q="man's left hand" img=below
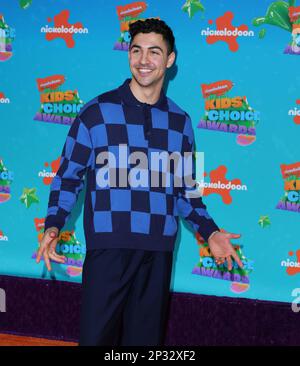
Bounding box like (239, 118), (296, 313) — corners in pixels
(208, 231), (244, 270)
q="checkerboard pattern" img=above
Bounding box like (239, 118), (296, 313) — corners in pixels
(45, 79), (219, 251)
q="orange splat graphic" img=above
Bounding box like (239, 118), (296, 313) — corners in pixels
(117, 2), (147, 20)
(0, 92), (5, 99)
(203, 165), (242, 205)
(206, 11), (248, 52)
(294, 100), (300, 125)
(0, 230), (3, 236)
(43, 157), (61, 185)
(34, 218), (45, 232)
(34, 218), (45, 243)
(196, 232), (205, 245)
(287, 250), (300, 275)
(45, 10), (84, 48)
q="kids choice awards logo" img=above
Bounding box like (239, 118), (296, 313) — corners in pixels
(0, 14), (15, 61)
(252, 1), (300, 56)
(288, 99), (300, 124)
(197, 80), (259, 146)
(0, 91), (10, 104)
(192, 230), (254, 294)
(113, 2), (158, 51)
(201, 11), (254, 52)
(32, 218), (85, 277)
(276, 162), (300, 213)
(34, 75), (84, 126)
(41, 10), (88, 48)
(0, 159), (13, 204)
(285, 6), (300, 55)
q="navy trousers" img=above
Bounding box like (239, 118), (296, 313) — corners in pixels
(79, 248), (173, 346)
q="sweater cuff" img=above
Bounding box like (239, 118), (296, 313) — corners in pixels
(207, 230), (220, 241)
(44, 215), (65, 233)
(198, 220), (220, 242)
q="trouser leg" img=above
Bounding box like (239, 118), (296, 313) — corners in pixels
(120, 251), (173, 346)
(79, 249), (144, 346)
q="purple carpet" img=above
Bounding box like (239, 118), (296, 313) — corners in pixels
(0, 275), (299, 345)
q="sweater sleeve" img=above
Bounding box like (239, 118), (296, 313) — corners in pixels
(176, 114), (219, 241)
(44, 115), (93, 232)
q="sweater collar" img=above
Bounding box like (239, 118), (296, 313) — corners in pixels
(118, 78), (168, 111)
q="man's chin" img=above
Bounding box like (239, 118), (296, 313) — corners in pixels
(133, 75), (158, 88)
(137, 80), (154, 88)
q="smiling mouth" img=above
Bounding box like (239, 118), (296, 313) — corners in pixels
(137, 68), (154, 76)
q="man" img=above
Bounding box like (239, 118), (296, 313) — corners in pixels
(36, 19), (243, 346)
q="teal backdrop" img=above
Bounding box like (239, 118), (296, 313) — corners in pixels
(0, 0), (299, 303)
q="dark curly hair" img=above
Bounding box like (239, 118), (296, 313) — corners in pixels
(129, 18), (175, 55)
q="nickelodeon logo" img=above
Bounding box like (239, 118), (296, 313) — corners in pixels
(0, 92), (10, 104)
(40, 10), (88, 48)
(201, 165), (245, 205)
(201, 11), (254, 52)
(281, 250), (300, 276)
(38, 157), (60, 185)
(0, 231), (8, 242)
(114, 2), (158, 51)
(117, 2), (147, 32)
(288, 99), (300, 125)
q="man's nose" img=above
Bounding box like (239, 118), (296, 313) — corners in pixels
(140, 51), (149, 64)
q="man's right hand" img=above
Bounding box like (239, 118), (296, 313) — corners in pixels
(36, 227), (67, 271)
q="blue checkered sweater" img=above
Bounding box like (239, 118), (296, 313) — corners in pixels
(45, 79), (219, 251)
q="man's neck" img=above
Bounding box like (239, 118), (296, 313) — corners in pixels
(129, 78), (163, 105)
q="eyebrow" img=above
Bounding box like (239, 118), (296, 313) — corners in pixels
(130, 44), (164, 53)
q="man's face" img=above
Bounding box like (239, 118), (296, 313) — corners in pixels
(128, 32), (175, 88)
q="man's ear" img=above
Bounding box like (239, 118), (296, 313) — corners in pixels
(167, 51), (176, 69)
